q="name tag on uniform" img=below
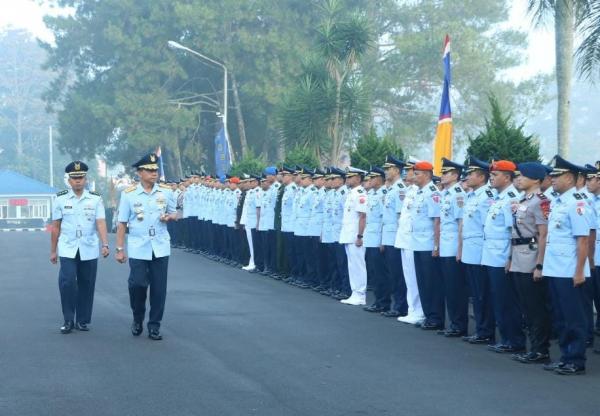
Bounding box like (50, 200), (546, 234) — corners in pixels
(149, 227), (155, 237)
(76, 230), (82, 238)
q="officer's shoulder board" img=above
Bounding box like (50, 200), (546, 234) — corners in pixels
(382, 189), (388, 194)
(485, 189), (494, 198)
(537, 192), (547, 201)
(56, 189), (68, 197)
(573, 193), (583, 200)
(454, 186), (462, 193)
(340, 189), (346, 195)
(397, 182), (405, 189)
(581, 192), (589, 199)
(507, 191), (517, 198)
(551, 191), (559, 197)
(357, 189), (364, 194)
(158, 183), (171, 190)
(89, 190), (101, 197)
(429, 185), (437, 192)
(124, 185), (137, 193)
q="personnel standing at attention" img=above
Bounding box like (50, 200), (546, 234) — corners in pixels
(51, 161), (110, 334)
(115, 153), (177, 341)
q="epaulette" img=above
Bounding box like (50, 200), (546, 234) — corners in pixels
(429, 185), (437, 192)
(573, 193), (582, 200)
(89, 190), (101, 197)
(340, 190), (346, 195)
(581, 192), (589, 199)
(551, 191), (559, 197)
(382, 189), (388, 194)
(56, 189), (68, 197)
(357, 189), (364, 194)
(507, 191), (516, 198)
(454, 186), (463, 193)
(397, 182), (405, 189)
(124, 185), (137, 193)
(537, 192), (547, 200)
(485, 190), (494, 198)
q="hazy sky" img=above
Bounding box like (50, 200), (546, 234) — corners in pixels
(1, 0), (555, 79)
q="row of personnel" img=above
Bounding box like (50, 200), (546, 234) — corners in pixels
(164, 155), (600, 376)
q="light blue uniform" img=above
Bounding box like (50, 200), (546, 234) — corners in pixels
(321, 188), (336, 243)
(461, 185), (496, 265)
(52, 189), (105, 261)
(594, 194), (600, 258)
(307, 186), (326, 237)
(331, 185), (349, 242)
(364, 186), (385, 248)
(481, 185), (520, 267)
(117, 183), (176, 260)
(281, 183), (298, 232)
(243, 188), (258, 229)
(381, 179), (405, 246)
(295, 185), (314, 237)
(258, 185), (277, 231)
(543, 187), (591, 278)
(410, 182), (441, 251)
(440, 184), (464, 257)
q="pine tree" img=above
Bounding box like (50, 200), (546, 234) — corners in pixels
(350, 127), (404, 171)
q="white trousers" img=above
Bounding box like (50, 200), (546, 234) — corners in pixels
(245, 227), (255, 267)
(345, 244), (367, 296)
(401, 249), (423, 317)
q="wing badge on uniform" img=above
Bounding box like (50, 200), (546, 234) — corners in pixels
(456, 196), (464, 208)
(576, 201), (586, 216)
(431, 193), (441, 203)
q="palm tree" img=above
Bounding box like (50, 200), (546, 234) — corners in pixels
(576, 1), (600, 80)
(528, 0), (594, 157)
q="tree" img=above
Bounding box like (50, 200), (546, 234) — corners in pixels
(228, 152), (266, 177)
(466, 95), (540, 163)
(576, 0), (600, 79)
(350, 127), (404, 171)
(283, 145), (320, 168)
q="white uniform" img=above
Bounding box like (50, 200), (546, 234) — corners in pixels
(339, 185), (368, 301)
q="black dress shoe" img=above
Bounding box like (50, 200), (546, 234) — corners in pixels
(60, 321), (74, 334)
(513, 351), (550, 364)
(363, 305), (385, 313)
(443, 329), (467, 338)
(76, 322), (89, 331)
(488, 344), (526, 354)
(131, 321), (143, 336)
(463, 335), (493, 344)
(148, 329), (162, 341)
(421, 322), (443, 330)
(554, 363), (585, 375)
(543, 361), (565, 371)
(381, 310), (402, 318)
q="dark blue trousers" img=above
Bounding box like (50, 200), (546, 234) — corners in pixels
(251, 229), (264, 271)
(283, 232), (297, 277)
(594, 267), (600, 330)
(414, 251), (445, 327)
(548, 277), (587, 368)
(321, 243), (337, 289)
(128, 254), (169, 331)
(440, 256), (468, 333)
(582, 275), (595, 346)
(465, 263), (495, 339)
(366, 247), (390, 309)
(383, 246), (407, 315)
(487, 266), (525, 348)
(334, 242), (351, 295)
(58, 252), (97, 324)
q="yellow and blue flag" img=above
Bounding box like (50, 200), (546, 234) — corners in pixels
(433, 35), (453, 175)
(156, 146), (165, 182)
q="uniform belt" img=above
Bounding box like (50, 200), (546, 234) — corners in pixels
(511, 237), (536, 246)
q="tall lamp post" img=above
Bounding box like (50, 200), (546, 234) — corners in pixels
(167, 40), (234, 163)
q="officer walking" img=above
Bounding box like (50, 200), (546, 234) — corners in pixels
(542, 156), (590, 375)
(50, 161), (110, 333)
(115, 153), (177, 340)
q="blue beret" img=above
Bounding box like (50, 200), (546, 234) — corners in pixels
(517, 162), (546, 180)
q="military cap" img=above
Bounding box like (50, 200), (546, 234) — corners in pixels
(414, 161), (434, 171)
(383, 155), (405, 169)
(432, 175), (441, 184)
(490, 160), (516, 172)
(312, 168), (326, 179)
(281, 165), (295, 175)
(230, 177), (240, 184)
(367, 166), (385, 179)
(329, 167), (346, 179)
(464, 156), (490, 173)
(298, 166), (313, 178)
(440, 158), (464, 174)
(264, 166), (277, 176)
(249, 174), (261, 181)
(583, 164), (599, 179)
(132, 153), (159, 170)
(65, 161), (89, 178)
(548, 155), (582, 177)
(405, 156), (421, 170)
(346, 166), (367, 178)
(517, 162), (547, 181)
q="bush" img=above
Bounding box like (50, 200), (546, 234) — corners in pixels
(229, 152), (266, 177)
(283, 145), (320, 168)
(350, 127), (404, 171)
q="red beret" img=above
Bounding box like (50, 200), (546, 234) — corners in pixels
(230, 177), (240, 184)
(414, 161), (434, 171)
(490, 160), (516, 172)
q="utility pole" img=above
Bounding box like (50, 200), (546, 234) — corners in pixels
(49, 125), (54, 187)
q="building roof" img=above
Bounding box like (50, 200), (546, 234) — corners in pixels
(0, 170), (58, 195)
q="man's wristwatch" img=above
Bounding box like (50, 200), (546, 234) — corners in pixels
(535, 264), (543, 271)
(116, 247), (124, 253)
(356, 234), (363, 239)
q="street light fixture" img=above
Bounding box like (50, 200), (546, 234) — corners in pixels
(167, 40), (234, 163)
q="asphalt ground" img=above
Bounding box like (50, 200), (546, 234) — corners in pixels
(1, 232), (599, 416)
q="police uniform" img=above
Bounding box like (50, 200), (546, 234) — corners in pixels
(363, 167), (389, 312)
(52, 161), (106, 333)
(339, 167), (368, 305)
(380, 156), (408, 317)
(294, 169), (315, 287)
(460, 157), (497, 343)
(117, 153), (176, 339)
(308, 169), (327, 289)
(543, 156), (591, 374)
(589, 162), (600, 337)
(438, 158), (469, 336)
(280, 166), (299, 281)
(241, 176), (260, 270)
(330, 170), (351, 299)
(510, 162), (552, 363)
(410, 162), (444, 329)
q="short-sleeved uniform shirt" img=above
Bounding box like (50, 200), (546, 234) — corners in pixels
(117, 183), (176, 260)
(307, 186), (326, 237)
(381, 179), (406, 246)
(481, 185), (521, 267)
(509, 192), (550, 273)
(410, 182), (441, 251)
(364, 186), (386, 248)
(331, 185), (349, 243)
(394, 184), (417, 250)
(53, 189), (105, 261)
(543, 187), (591, 278)
(440, 184), (464, 257)
(281, 183), (298, 233)
(295, 185), (315, 237)
(339, 185), (368, 244)
(461, 185), (497, 265)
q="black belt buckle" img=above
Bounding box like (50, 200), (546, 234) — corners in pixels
(149, 227), (155, 237)
(76, 230), (82, 238)
(528, 240), (537, 250)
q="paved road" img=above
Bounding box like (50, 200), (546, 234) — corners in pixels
(0, 232), (598, 416)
